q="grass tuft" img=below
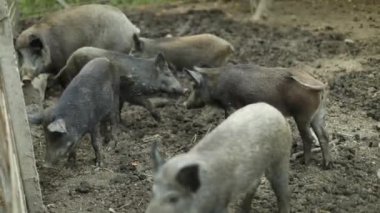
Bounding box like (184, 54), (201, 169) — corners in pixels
(19, 0), (177, 19)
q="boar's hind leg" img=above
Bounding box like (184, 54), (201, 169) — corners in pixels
(90, 129), (102, 167)
(311, 108), (332, 169)
(266, 159), (290, 213)
(294, 116), (315, 166)
(239, 179), (261, 213)
(100, 119), (112, 145)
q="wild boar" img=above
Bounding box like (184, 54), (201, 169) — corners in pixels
(184, 64), (332, 169)
(54, 46), (185, 122)
(147, 103), (292, 213)
(15, 4), (140, 83)
(132, 33), (234, 72)
(28, 57), (122, 167)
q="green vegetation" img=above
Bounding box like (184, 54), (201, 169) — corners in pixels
(19, 0), (177, 18)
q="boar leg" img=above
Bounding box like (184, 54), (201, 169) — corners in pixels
(90, 129), (102, 167)
(130, 97), (161, 122)
(239, 179), (261, 213)
(294, 117), (314, 165)
(311, 108), (332, 169)
(67, 151), (76, 167)
(100, 119), (112, 145)
(266, 159), (290, 213)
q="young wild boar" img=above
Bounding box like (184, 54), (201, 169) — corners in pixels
(15, 4), (140, 83)
(28, 57), (122, 167)
(132, 33), (234, 72)
(184, 64), (332, 169)
(55, 46), (185, 122)
(147, 103), (292, 213)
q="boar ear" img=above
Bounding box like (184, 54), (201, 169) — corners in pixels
(133, 33), (144, 51)
(176, 164), (200, 193)
(29, 34), (43, 50)
(185, 69), (203, 86)
(47, 118), (67, 133)
(151, 141), (165, 172)
(155, 53), (168, 71)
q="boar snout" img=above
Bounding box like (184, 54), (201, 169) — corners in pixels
(21, 75), (33, 84)
(169, 85), (186, 95)
(183, 88), (190, 95)
(20, 67), (37, 84)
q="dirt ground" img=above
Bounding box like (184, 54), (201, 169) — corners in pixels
(25, 0), (379, 212)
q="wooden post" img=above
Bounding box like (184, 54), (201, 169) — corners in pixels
(0, 0), (45, 212)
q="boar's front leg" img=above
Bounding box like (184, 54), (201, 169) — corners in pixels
(90, 128), (102, 167)
(221, 102), (234, 119)
(239, 179), (261, 213)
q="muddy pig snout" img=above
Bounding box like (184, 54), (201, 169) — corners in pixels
(21, 75), (33, 85)
(20, 68), (36, 84)
(170, 85), (187, 95)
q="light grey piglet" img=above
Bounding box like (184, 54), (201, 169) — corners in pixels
(147, 103), (292, 213)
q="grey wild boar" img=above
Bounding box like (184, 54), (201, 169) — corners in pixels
(184, 64), (332, 169)
(147, 103), (292, 213)
(132, 33), (234, 71)
(15, 4), (140, 83)
(28, 57), (122, 167)
(55, 46), (185, 122)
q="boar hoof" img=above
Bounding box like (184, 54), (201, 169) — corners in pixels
(303, 157), (311, 166)
(152, 112), (162, 122)
(323, 161), (333, 170)
(94, 158), (103, 167)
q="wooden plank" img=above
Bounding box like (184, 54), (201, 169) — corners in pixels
(0, 0), (45, 212)
(0, 80), (27, 213)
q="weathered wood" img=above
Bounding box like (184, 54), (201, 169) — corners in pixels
(0, 0), (45, 212)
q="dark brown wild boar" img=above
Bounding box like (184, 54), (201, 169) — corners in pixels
(184, 64), (332, 169)
(132, 33), (234, 72)
(16, 4), (140, 83)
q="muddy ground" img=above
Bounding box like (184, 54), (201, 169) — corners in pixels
(25, 0), (379, 212)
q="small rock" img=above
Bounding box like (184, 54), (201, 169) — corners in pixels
(377, 169), (380, 179)
(75, 181), (91, 194)
(46, 204), (56, 209)
(109, 208), (116, 213)
(368, 140), (379, 148)
(344, 38), (355, 44)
